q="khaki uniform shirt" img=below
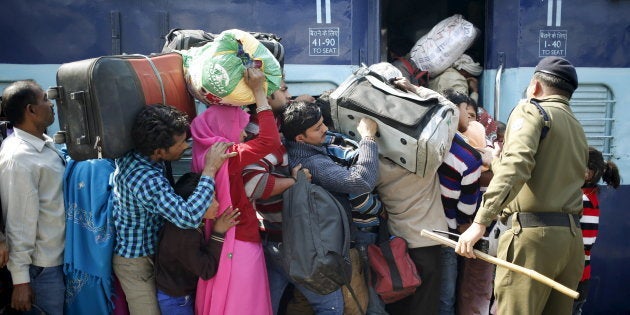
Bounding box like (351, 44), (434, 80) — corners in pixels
(474, 95), (588, 226)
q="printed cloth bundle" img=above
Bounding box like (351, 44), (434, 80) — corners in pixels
(410, 14), (478, 77)
(182, 29), (283, 106)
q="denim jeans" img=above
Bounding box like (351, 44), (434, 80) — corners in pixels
(157, 290), (194, 315)
(26, 265), (65, 315)
(264, 241), (344, 315)
(439, 246), (458, 315)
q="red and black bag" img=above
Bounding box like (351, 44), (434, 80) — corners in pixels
(394, 57), (430, 87)
(367, 219), (421, 304)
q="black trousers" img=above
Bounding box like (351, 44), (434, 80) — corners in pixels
(386, 245), (442, 315)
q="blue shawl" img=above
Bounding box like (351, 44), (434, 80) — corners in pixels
(63, 158), (116, 315)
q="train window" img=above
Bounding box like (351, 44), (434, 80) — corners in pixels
(571, 84), (615, 159)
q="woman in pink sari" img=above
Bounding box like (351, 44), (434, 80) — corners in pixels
(191, 68), (281, 314)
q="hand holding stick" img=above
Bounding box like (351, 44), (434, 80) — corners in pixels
(420, 229), (579, 299)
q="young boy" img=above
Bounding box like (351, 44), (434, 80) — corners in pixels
(155, 172), (240, 315)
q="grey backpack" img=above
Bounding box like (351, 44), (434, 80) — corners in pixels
(281, 171), (352, 295)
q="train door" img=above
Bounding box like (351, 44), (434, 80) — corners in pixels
(380, 0), (486, 77)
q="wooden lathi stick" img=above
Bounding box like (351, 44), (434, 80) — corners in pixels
(420, 229), (579, 299)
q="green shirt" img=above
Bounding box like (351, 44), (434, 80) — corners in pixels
(474, 95), (588, 226)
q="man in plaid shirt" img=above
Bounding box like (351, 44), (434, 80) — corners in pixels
(112, 104), (235, 315)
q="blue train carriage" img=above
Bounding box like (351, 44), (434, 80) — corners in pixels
(0, 0), (629, 313)
(0, 0), (379, 129)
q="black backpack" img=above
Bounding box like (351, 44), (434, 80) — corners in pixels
(281, 171), (352, 295)
(162, 28), (285, 68)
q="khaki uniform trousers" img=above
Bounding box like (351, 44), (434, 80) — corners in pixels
(495, 219), (583, 315)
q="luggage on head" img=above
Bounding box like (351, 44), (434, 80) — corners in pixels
(409, 14), (478, 77)
(329, 65), (457, 177)
(162, 29), (217, 53)
(162, 28), (285, 68)
(50, 53), (196, 161)
(180, 29), (283, 106)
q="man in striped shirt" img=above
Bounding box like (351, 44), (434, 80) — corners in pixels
(242, 80), (320, 314)
(438, 90), (482, 315)
(112, 105), (235, 315)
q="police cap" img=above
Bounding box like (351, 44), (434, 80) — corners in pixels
(534, 57), (578, 90)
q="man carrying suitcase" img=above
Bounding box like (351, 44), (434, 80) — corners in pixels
(0, 80), (66, 315)
(112, 104), (236, 315)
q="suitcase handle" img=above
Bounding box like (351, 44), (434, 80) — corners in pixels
(48, 86), (91, 145)
(70, 91), (90, 145)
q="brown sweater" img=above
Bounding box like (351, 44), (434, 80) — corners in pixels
(155, 221), (224, 297)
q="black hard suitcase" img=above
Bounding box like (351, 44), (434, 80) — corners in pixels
(49, 53), (196, 161)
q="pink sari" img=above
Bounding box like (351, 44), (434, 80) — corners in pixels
(190, 105), (272, 315)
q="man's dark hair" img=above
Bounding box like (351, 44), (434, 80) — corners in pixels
(442, 88), (471, 108)
(131, 104), (189, 156)
(281, 101), (322, 141)
(1, 80), (41, 125)
(533, 72), (575, 97)
(174, 172), (201, 199)
(314, 90), (335, 131)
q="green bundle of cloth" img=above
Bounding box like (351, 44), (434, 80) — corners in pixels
(183, 29), (283, 106)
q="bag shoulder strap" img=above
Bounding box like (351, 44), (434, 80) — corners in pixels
(380, 240), (405, 291)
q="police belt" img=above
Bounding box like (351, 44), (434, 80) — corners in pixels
(506, 212), (580, 229)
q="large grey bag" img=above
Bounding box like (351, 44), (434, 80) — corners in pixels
(281, 171), (351, 295)
(330, 66), (457, 176)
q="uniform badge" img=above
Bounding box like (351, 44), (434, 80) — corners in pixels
(512, 118), (524, 131)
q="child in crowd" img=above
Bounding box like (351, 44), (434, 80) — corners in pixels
(573, 147), (620, 315)
(155, 172), (240, 315)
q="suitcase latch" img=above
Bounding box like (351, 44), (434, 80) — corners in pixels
(70, 91), (85, 104)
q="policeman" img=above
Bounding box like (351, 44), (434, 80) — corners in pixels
(455, 57), (588, 315)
